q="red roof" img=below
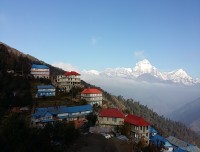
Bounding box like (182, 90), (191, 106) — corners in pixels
(81, 88), (102, 94)
(124, 114), (150, 126)
(64, 71), (80, 76)
(99, 108), (125, 118)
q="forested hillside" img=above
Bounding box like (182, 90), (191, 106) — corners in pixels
(82, 80), (200, 146)
(0, 42), (65, 76)
(103, 94), (200, 147)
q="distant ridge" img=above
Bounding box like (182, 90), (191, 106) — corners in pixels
(170, 97), (200, 134)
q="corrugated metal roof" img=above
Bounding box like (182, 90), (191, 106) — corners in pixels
(64, 71), (80, 76)
(99, 108), (125, 118)
(166, 136), (188, 147)
(173, 148), (187, 152)
(32, 64), (49, 69)
(150, 127), (158, 134)
(81, 88), (102, 94)
(166, 136), (200, 152)
(66, 105), (92, 113)
(150, 134), (173, 148)
(184, 145), (200, 152)
(37, 85), (55, 89)
(124, 114), (150, 126)
(32, 105), (92, 118)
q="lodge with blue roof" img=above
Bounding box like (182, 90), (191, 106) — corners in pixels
(149, 127), (200, 152)
(150, 134), (173, 151)
(31, 104), (92, 127)
(166, 136), (200, 152)
(37, 85), (56, 97)
(31, 64), (50, 78)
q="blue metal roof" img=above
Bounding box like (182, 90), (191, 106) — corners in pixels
(32, 64), (49, 69)
(37, 85), (55, 90)
(150, 127), (158, 134)
(41, 119), (55, 123)
(166, 136), (200, 152)
(150, 134), (173, 148)
(173, 148), (188, 152)
(32, 105), (92, 118)
(66, 105), (92, 113)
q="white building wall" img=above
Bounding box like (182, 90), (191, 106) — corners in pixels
(56, 75), (81, 92)
(31, 68), (50, 78)
(81, 93), (103, 106)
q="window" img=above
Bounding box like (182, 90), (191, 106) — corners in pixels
(146, 133), (148, 137)
(146, 126), (148, 130)
(140, 126), (142, 130)
(112, 118), (117, 123)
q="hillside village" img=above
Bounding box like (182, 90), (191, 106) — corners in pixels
(30, 63), (200, 152)
(1, 42), (200, 152)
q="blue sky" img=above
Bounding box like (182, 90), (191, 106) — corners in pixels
(1, 0), (200, 77)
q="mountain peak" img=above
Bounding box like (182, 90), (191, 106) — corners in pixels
(172, 69), (191, 79)
(138, 59), (151, 65)
(133, 59), (157, 75)
(175, 69), (187, 75)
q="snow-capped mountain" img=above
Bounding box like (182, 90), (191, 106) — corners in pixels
(163, 69), (195, 85)
(101, 67), (133, 78)
(82, 70), (100, 75)
(132, 59), (164, 79)
(82, 59), (200, 85)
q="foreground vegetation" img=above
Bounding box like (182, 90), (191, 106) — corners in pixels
(0, 113), (80, 152)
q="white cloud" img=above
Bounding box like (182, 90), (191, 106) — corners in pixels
(51, 62), (79, 72)
(134, 51), (145, 59)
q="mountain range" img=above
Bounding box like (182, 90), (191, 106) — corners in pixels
(83, 59), (200, 85)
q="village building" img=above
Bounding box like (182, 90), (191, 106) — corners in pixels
(97, 108), (125, 130)
(81, 88), (103, 106)
(31, 104), (92, 127)
(37, 85), (56, 97)
(31, 64), (50, 78)
(166, 136), (200, 152)
(56, 71), (81, 92)
(150, 127), (173, 152)
(124, 114), (150, 144)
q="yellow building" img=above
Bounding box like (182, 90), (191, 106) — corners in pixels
(98, 108), (125, 130)
(124, 114), (150, 144)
